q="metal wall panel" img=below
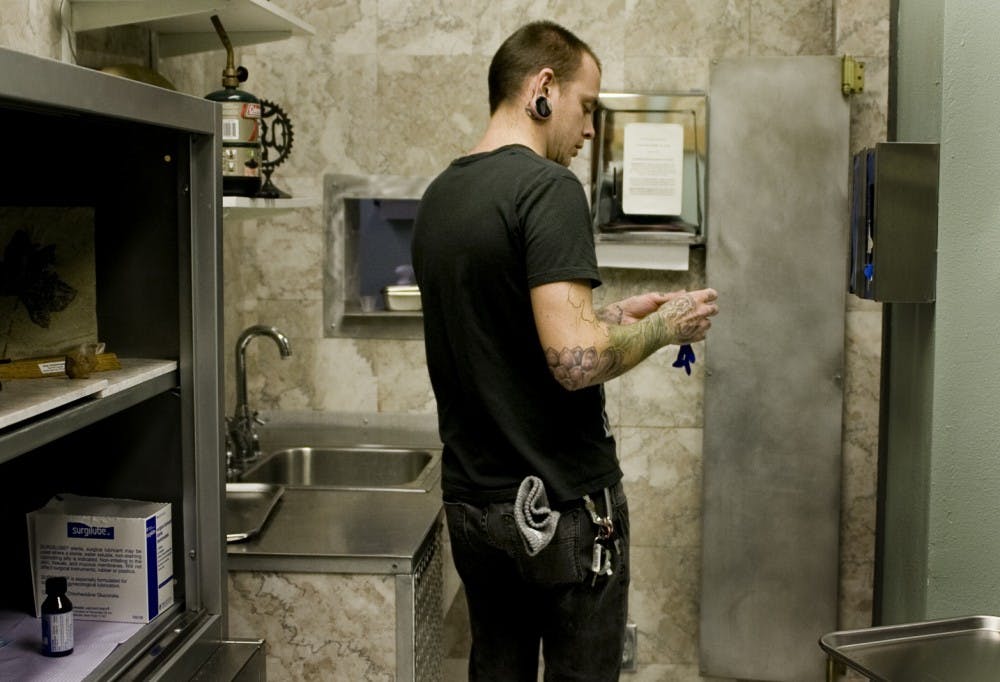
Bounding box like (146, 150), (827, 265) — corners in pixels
(700, 57), (849, 681)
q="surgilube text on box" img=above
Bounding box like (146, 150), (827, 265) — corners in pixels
(27, 494), (174, 623)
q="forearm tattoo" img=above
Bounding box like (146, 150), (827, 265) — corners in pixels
(545, 345), (622, 390)
(544, 314), (667, 391)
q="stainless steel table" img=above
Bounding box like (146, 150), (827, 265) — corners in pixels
(820, 615), (1000, 681)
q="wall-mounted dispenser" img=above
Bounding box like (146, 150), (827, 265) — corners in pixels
(590, 92), (707, 270)
(849, 142), (939, 302)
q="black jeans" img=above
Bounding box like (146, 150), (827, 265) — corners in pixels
(445, 482), (630, 682)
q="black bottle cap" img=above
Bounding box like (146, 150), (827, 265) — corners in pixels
(45, 577), (67, 595)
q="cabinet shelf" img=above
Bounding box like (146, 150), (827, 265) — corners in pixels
(0, 359), (178, 465)
(69, 0), (315, 58)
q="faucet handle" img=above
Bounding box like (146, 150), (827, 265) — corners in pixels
(252, 410), (266, 426)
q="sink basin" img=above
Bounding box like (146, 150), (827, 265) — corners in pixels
(239, 446), (440, 491)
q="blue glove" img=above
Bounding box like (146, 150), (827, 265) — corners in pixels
(673, 344), (696, 376)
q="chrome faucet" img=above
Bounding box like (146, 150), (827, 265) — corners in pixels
(226, 325), (292, 480)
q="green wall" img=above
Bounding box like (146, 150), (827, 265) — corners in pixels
(927, 0), (1000, 616)
(882, 0), (1000, 623)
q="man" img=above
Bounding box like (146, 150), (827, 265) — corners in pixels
(412, 20), (719, 682)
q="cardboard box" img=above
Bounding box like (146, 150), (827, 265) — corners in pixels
(27, 494), (174, 623)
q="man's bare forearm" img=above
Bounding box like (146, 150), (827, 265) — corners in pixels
(544, 313), (668, 390)
(545, 292), (714, 390)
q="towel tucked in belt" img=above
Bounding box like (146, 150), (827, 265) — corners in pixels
(514, 476), (561, 556)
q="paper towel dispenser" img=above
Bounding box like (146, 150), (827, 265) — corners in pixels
(590, 92), (707, 270)
(849, 142), (939, 302)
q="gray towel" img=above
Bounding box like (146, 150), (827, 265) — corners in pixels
(514, 476), (561, 556)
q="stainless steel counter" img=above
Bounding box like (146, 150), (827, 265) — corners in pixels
(226, 411), (444, 575)
(226, 486), (443, 574)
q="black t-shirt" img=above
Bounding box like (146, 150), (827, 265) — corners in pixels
(412, 144), (621, 504)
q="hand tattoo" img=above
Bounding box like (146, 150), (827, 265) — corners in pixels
(660, 294), (701, 341)
(596, 304), (624, 325)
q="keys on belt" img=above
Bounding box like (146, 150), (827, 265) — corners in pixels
(584, 488), (619, 585)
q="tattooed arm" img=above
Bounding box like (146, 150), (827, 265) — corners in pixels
(595, 292), (682, 325)
(531, 280), (719, 391)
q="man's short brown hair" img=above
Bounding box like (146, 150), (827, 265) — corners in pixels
(487, 21), (601, 115)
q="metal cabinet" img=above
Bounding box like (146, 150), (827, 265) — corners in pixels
(0, 47), (231, 679)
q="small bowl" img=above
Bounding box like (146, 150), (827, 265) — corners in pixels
(382, 285), (422, 312)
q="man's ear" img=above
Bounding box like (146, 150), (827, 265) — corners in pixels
(526, 67), (556, 120)
(533, 67), (555, 98)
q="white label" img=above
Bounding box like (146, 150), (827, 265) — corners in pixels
(38, 361), (66, 375)
(222, 118), (240, 141)
(622, 122), (684, 216)
(42, 611), (73, 653)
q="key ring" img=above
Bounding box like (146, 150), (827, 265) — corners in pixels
(583, 489), (615, 540)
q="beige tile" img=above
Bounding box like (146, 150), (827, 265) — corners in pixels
(838, 450), (876, 630)
(377, 0), (516, 56)
(356, 338), (437, 413)
(629, 545), (702, 666)
(626, 0), (750, 59)
(245, 48), (383, 179)
(160, 51), (218, 101)
(223, 299), (324, 413)
(619, 427), (703, 549)
(280, 0), (377, 54)
(377, 53), (491, 175)
(620, 56), (712, 93)
(838, 309), (880, 633)
(247, 210), (325, 302)
(750, 0), (835, 56)
(843, 309), (882, 449)
(0, 0), (62, 60)
(617, 346), (706, 429)
(604, 376), (624, 431)
(836, 0), (891, 57)
(229, 571), (396, 681)
(375, 1), (625, 60)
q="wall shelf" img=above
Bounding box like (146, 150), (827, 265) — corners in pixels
(222, 195), (319, 220)
(69, 0), (315, 58)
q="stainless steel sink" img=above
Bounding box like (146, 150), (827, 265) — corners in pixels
(239, 446), (440, 491)
(225, 482), (284, 543)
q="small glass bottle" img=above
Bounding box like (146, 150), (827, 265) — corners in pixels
(41, 576), (73, 657)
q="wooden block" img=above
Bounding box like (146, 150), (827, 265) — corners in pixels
(0, 352), (121, 380)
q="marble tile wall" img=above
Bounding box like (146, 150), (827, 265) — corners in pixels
(0, 0), (889, 678)
(229, 571), (397, 681)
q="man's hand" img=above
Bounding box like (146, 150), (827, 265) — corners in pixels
(599, 291), (686, 325)
(655, 288), (719, 344)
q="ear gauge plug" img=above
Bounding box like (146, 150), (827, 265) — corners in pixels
(526, 95), (552, 120)
(534, 95), (552, 118)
